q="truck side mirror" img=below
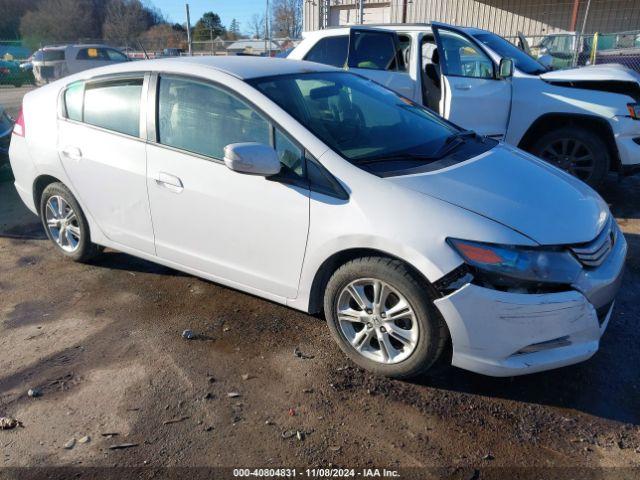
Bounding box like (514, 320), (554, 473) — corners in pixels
(498, 58), (514, 79)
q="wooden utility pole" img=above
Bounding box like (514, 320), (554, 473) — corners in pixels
(185, 3), (193, 56)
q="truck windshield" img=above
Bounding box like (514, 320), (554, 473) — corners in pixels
(474, 33), (548, 75)
(251, 72), (493, 174)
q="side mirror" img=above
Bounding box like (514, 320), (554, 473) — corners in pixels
(498, 57), (514, 79)
(224, 142), (281, 176)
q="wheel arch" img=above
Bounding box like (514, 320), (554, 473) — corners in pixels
(517, 112), (621, 171)
(306, 247), (440, 315)
(33, 174), (64, 215)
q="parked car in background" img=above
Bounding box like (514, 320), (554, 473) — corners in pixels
(0, 105), (13, 160)
(0, 59), (33, 87)
(160, 48), (184, 57)
(289, 22), (640, 187)
(9, 56), (626, 378)
(32, 44), (130, 85)
(527, 31), (640, 72)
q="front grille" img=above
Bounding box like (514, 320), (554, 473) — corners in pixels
(570, 218), (615, 268)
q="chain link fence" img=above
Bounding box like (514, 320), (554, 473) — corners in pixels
(505, 30), (640, 72)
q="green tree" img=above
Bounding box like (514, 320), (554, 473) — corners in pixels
(227, 18), (241, 40)
(193, 12), (225, 41)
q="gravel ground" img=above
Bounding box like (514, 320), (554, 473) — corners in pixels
(0, 85), (638, 476)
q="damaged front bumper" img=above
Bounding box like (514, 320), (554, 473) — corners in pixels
(434, 227), (627, 377)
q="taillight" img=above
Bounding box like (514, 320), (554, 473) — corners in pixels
(0, 67), (9, 75)
(13, 108), (25, 137)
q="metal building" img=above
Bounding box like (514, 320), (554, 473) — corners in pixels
(303, 0), (640, 36)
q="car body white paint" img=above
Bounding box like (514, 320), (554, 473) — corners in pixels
(9, 56), (626, 376)
(289, 23), (640, 170)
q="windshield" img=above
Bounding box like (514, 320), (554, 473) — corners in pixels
(474, 32), (547, 75)
(251, 72), (461, 163)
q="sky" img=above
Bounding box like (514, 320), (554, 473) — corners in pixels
(150, 0), (269, 34)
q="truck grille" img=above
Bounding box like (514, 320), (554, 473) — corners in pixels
(570, 218), (615, 268)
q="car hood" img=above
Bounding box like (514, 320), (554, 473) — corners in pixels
(540, 63), (640, 84)
(386, 145), (609, 245)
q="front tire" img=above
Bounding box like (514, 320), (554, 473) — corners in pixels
(529, 126), (610, 188)
(40, 182), (100, 262)
(323, 257), (448, 379)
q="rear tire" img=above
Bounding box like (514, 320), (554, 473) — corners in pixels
(529, 126), (610, 188)
(39, 182), (101, 262)
(323, 256), (448, 379)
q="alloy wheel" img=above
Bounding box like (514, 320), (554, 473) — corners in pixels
(336, 278), (419, 364)
(45, 195), (81, 253)
(539, 137), (596, 182)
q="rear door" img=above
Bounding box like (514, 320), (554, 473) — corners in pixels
(57, 74), (155, 254)
(347, 27), (418, 102)
(433, 25), (512, 138)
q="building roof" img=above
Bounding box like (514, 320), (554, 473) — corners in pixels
(226, 40), (281, 51)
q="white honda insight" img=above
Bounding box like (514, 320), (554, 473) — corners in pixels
(9, 56), (626, 378)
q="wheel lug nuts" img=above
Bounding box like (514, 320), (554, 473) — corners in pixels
(380, 313), (386, 318)
(366, 309), (372, 314)
(380, 326), (386, 333)
(366, 323), (372, 328)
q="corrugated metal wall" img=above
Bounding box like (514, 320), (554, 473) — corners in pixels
(303, 0), (640, 36)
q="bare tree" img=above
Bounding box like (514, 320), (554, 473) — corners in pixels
(103, 0), (156, 44)
(247, 13), (265, 39)
(20, 0), (99, 44)
(140, 23), (186, 51)
(271, 0), (302, 39)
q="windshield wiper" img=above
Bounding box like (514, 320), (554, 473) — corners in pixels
(355, 130), (478, 165)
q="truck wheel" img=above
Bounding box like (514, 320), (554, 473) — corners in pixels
(324, 256), (448, 379)
(530, 126), (610, 188)
(40, 182), (101, 262)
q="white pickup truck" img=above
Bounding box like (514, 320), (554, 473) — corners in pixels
(288, 22), (640, 187)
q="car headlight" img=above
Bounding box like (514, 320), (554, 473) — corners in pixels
(447, 238), (582, 287)
(627, 103), (640, 120)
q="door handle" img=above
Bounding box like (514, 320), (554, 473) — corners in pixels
(156, 171), (183, 193)
(454, 84), (472, 90)
(61, 146), (82, 161)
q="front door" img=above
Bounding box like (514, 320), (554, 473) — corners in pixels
(145, 75), (310, 299)
(347, 27), (418, 102)
(57, 75), (155, 254)
(433, 26), (512, 138)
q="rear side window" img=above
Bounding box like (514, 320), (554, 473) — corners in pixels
(64, 81), (84, 121)
(83, 78), (143, 136)
(157, 76), (270, 159)
(348, 30), (404, 71)
(35, 49), (65, 61)
(77, 48), (108, 60)
(304, 36), (348, 67)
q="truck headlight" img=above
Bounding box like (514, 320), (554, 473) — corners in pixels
(627, 103), (640, 119)
(447, 238), (582, 287)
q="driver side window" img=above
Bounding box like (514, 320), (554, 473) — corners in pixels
(438, 30), (494, 79)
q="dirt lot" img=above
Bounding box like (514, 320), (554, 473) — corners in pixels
(0, 89), (639, 478)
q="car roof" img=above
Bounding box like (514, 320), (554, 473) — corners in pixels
(92, 55), (341, 80)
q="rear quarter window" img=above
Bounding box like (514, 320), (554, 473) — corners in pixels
(64, 81), (84, 121)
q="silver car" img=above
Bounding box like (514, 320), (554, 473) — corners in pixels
(32, 44), (130, 85)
